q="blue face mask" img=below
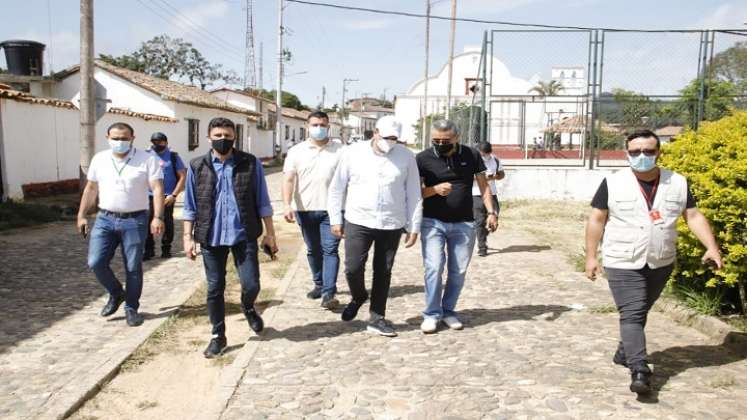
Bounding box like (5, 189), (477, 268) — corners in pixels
(628, 153), (657, 172)
(108, 139), (132, 154)
(309, 126), (328, 140)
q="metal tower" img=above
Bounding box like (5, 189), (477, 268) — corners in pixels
(244, 0), (257, 89)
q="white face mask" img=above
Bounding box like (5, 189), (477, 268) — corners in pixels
(376, 138), (396, 154)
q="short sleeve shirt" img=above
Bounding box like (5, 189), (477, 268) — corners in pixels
(149, 148), (185, 195)
(472, 156), (503, 196)
(88, 148), (163, 212)
(417, 144), (487, 222)
(283, 139), (344, 211)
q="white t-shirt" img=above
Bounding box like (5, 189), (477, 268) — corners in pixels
(88, 148), (163, 212)
(283, 139), (344, 211)
(472, 155), (503, 196)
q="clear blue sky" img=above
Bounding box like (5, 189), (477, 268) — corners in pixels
(1, 0), (746, 104)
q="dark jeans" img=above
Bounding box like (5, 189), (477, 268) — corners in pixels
(145, 196), (175, 253)
(201, 240), (260, 337)
(472, 195), (500, 252)
(606, 264), (674, 368)
(87, 211), (148, 311)
(296, 211), (341, 296)
(344, 221), (403, 317)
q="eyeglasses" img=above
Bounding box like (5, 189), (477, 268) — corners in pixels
(431, 139), (452, 145)
(627, 149), (658, 157)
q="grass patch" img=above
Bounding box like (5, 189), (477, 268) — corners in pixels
(0, 200), (66, 231)
(136, 400), (159, 410)
(589, 304), (617, 314)
(723, 316), (747, 332)
(708, 374), (736, 389)
(674, 284), (725, 317)
(120, 314), (180, 371)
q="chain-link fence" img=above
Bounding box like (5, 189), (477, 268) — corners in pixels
(468, 28), (747, 167)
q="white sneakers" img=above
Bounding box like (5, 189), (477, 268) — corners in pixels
(420, 317), (438, 334)
(421, 316), (463, 333)
(442, 315), (464, 330)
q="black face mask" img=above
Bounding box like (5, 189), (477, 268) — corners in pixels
(211, 138), (234, 155)
(434, 143), (454, 156)
(152, 144), (167, 153)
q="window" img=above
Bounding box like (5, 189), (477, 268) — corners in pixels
(285, 125), (290, 140)
(300, 127), (305, 139)
(187, 119), (199, 151)
(235, 124), (244, 151)
(292, 128), (296, 142)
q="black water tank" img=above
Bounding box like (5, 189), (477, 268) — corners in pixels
(1, 40), (45, 76)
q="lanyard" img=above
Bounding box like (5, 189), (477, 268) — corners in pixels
(111, 149), (134, 177)
(638, 174), (660, 210)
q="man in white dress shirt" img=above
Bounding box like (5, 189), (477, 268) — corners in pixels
(328, 116), (422, 337)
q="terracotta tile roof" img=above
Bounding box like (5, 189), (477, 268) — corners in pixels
(655, 125), (684, 137)
(56, 61), (260, 117)
(0, 87), (77, 109)
(0, 87), (177, 122)
(266, 103), (310, 120)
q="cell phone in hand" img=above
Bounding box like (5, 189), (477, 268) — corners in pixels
(262, 243), (277, 261)
(80, 224), (89, 239)
(704, 258), (719, 270)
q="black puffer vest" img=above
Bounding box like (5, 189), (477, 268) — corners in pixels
(190, 149), (263, 245)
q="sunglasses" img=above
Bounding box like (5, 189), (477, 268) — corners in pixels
(627, 149), (658, 157)
(431, 139), (452, 145)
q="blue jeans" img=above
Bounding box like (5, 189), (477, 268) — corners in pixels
(87, 211), (148, 311)
(201, 240), (260, 337)
(296, 211), (341, 296)
(420, 217), (476, 320)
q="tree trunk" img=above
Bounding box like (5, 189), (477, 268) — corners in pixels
(738, 279), (747, 316)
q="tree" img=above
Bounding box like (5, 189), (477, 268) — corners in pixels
(711, 41), (747, 95)
(528, 80), (564, 97)
(249, 88), (310, 111)
(98, 35), (239, 89)
(677, 78), (738, 125)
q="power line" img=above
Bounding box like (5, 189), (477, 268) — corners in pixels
(284, 0), (747, 33)
(155, 0), (242, 51)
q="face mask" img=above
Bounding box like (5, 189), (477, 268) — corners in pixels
(309, 126), (328, 140)
(376, 139), (397, 154)
(211, 138), (234, 155)
(482, 155), (492, 162)
(628, 153), (657, 172)
(108, 139), (131, 154)
(152, 144), (167, 153)
(434, 143), (454, 156)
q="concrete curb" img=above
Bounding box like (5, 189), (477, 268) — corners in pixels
(194, 247), (305, 420)
(32, 265), (204, 420)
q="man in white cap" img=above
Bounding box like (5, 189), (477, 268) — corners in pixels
(328, 115), (423, 337)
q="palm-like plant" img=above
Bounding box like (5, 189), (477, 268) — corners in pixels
(529, 80), (564, 97)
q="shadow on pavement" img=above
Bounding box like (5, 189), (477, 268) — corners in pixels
(495, 245), (552, 254)
(640, 332), (747, 403)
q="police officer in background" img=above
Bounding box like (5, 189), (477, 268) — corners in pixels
(585, 129), (722, 395)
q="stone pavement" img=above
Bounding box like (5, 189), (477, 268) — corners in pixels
(220, 227), (747, 419)
(0, 218), (202, 420)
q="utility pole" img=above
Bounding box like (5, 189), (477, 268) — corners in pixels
(421, 0), (431, 149)
(321, 86), (326, 109)
(445, 0), (457, 119)
(341, 78), (358, 142)
(258, 41), (264, 90)
(79, 0), (94, 189)
(274, 0), (283, 158)
(244, 0), (257, 89)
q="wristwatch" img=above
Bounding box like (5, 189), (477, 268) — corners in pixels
(487, 211), (498, 216)
(155, 215), (165, 221)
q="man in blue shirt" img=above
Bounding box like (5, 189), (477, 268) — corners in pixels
(145, 132), (186, 260)
(182, 117), (278, 358)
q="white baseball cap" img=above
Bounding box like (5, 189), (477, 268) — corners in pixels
(375, 115), (402, 139)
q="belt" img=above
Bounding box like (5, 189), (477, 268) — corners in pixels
(99, 209), (147, 219)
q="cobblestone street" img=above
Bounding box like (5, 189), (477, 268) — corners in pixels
(221, 227), (747, 419)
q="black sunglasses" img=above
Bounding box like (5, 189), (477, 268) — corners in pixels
(627, 149), (658, 157)
(432, 139), (452, 145)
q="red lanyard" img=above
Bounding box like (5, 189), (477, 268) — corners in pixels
(638, 175), (660, 210)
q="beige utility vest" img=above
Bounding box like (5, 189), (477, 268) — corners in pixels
(602, 168), (687, 269)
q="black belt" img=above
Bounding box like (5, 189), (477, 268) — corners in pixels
(99, 209), (147, 219)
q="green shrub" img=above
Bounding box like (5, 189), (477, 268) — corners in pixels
(0, 200), (64, 231)
(659, 111), (747, 314)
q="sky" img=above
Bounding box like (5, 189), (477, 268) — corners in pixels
(1, 0), (746, 105)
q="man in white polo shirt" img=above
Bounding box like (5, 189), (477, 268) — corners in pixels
(77, 122), (165, 327)
(282, 111), (344, 309)
(328, 115), (422, 337)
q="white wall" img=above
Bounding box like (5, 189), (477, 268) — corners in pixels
(0, 99), (179, 199)
(495, 167), (617, 201)
(210, 90), (259, 113)
(247, 125), (274, 159)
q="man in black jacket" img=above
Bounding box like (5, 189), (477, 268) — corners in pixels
(182, 117), (278, 358)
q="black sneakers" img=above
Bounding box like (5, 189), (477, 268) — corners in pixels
(161, 248), (172, 259)
(321, 293), (338, 309)
(100, 292), (125, 317)
(630, 363), (652, 394)
(341, 300), (364, 321)
(613, 343), (628, 367)
(245, 308), (264, 333)
(125, 307), (144, 327)
(367, 318), (397, 337)
(143, 249), (156, 261)
(203, 336), (228, 359)
(477, 249), (488, 257)
(306, 286), (322, 300)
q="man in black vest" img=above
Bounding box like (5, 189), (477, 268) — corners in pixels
(182, 117), (278, 358)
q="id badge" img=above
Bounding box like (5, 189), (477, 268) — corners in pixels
(114, 178), (126, 192)
(649, 210), (663, 224)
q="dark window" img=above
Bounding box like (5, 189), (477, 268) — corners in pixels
(292, 128), (296, 141)
(285, 125), (290, 140)
(188, 119), (199, 151)
(235, 123), (244, 151)
(300, 127), (305, 139)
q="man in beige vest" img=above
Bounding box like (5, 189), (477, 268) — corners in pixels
(585, 129), (722, 395)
